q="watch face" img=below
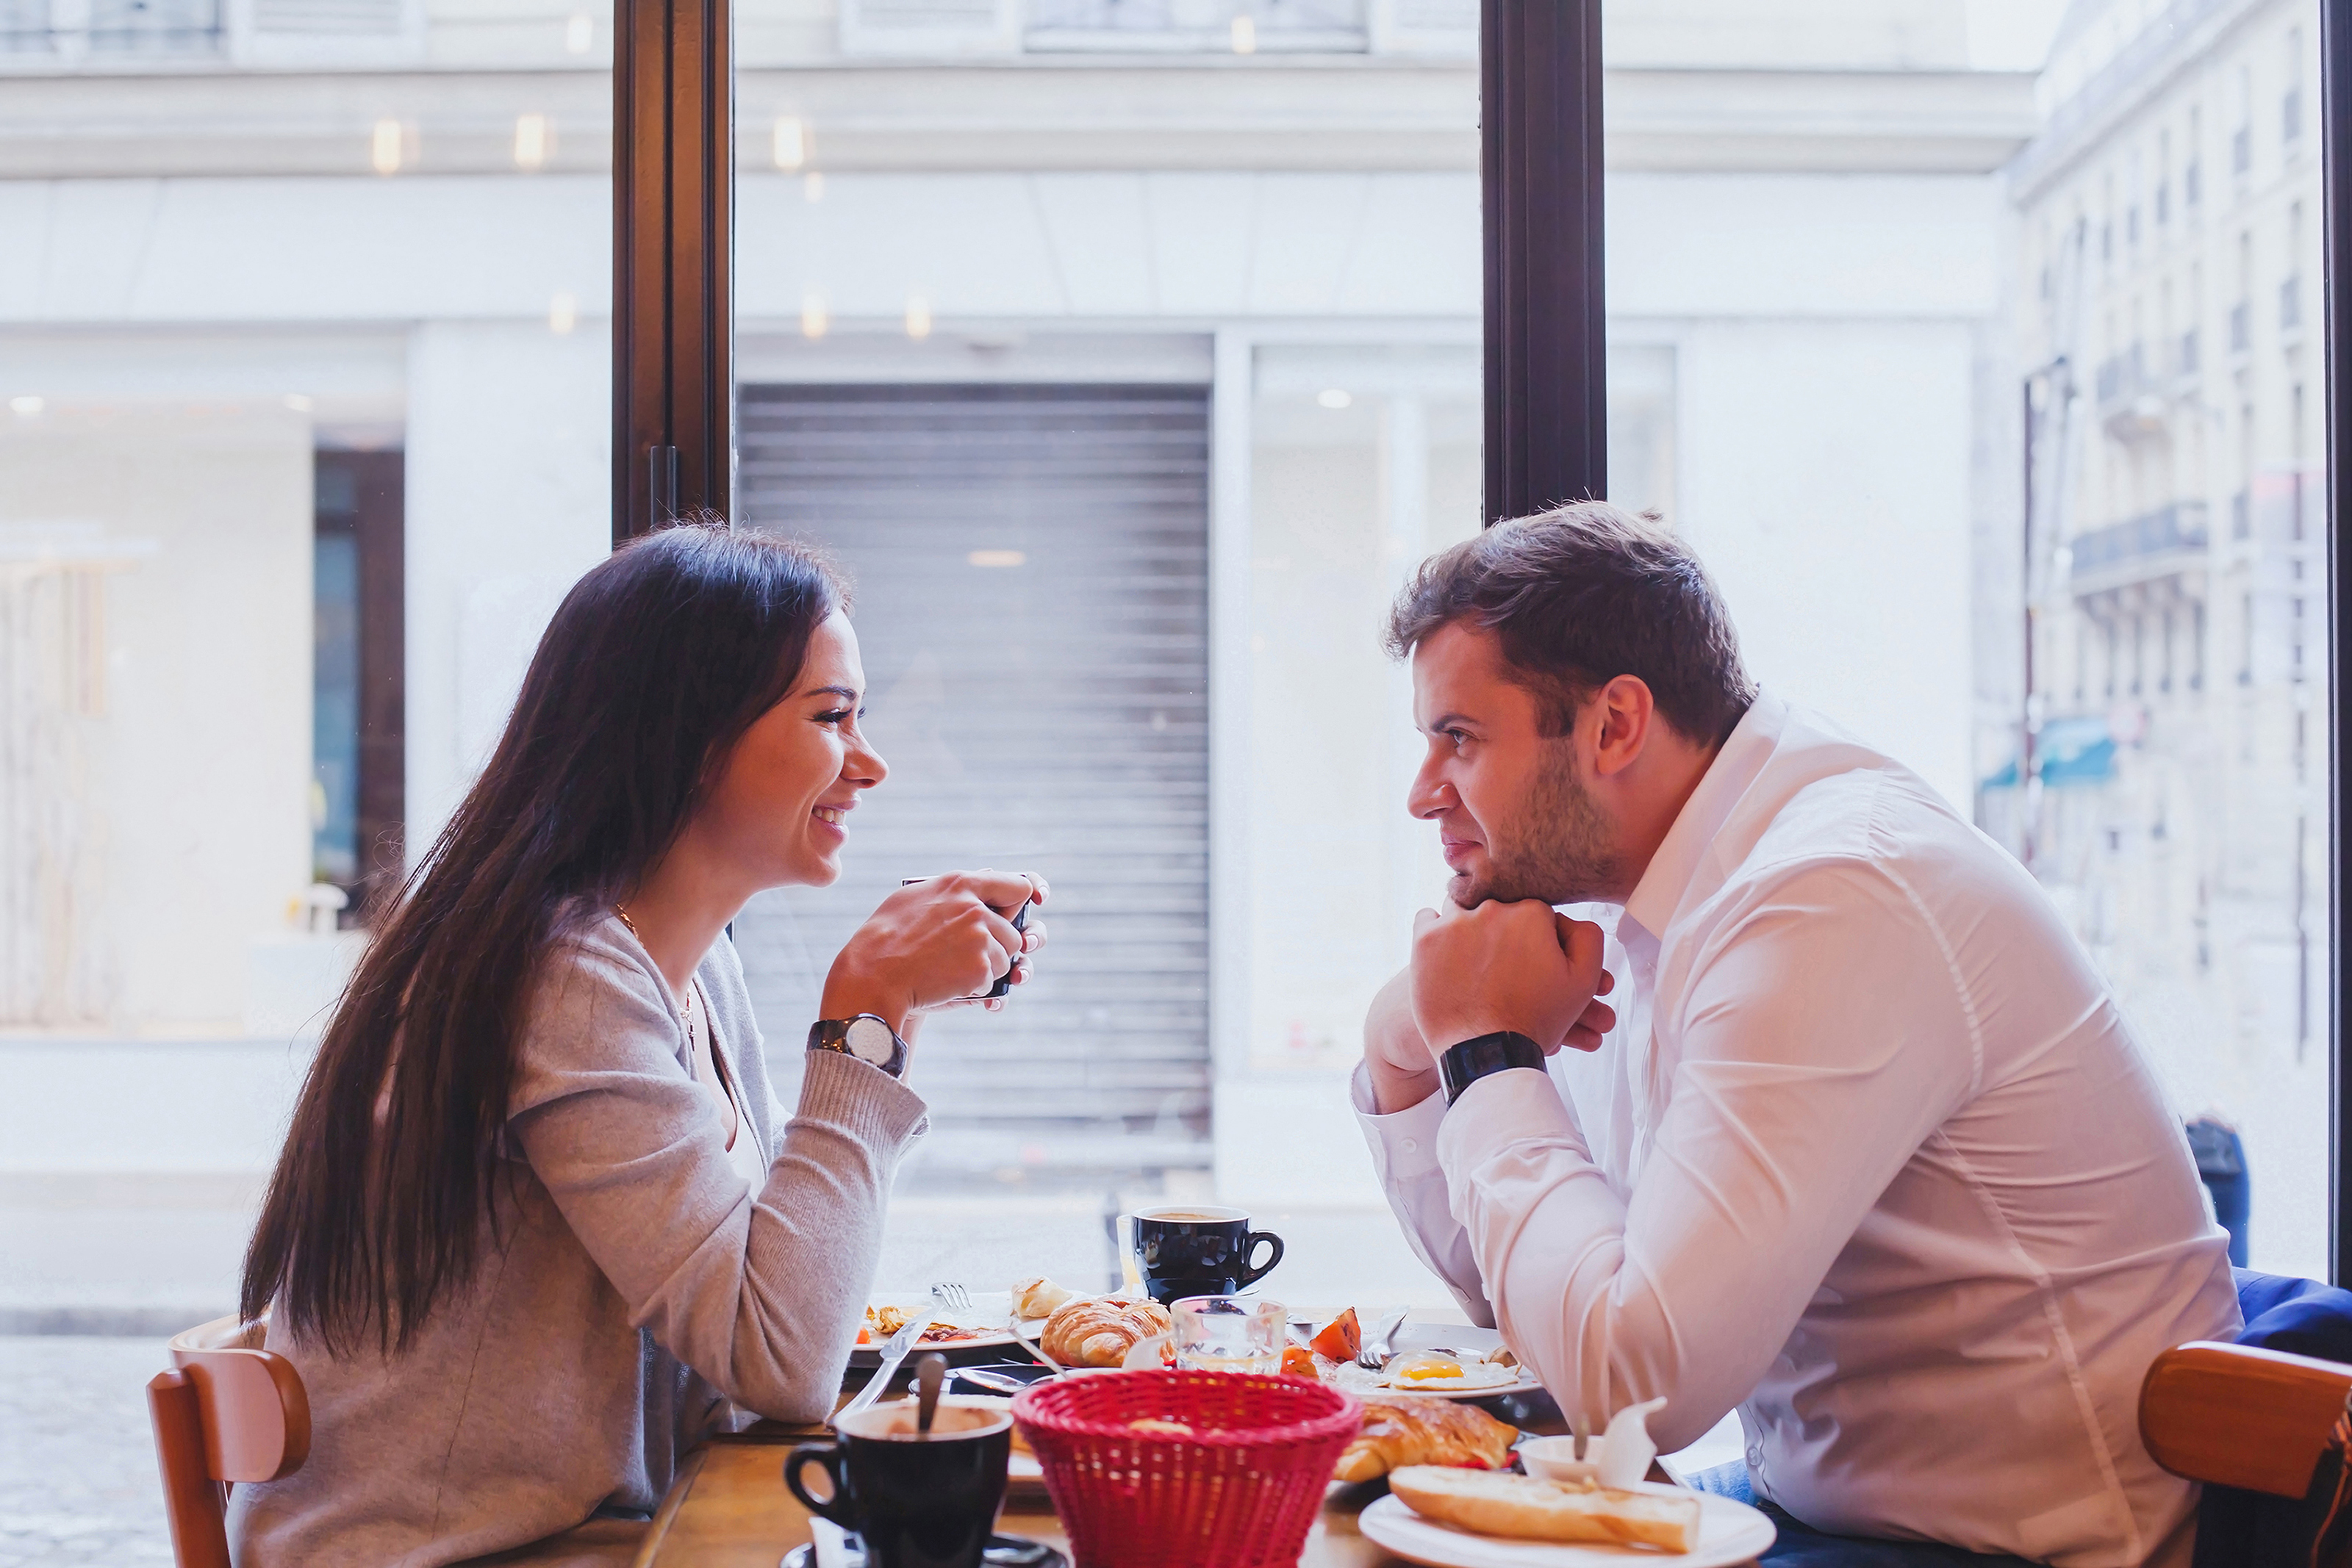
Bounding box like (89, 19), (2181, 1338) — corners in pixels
(843, 1016), (897, 1066)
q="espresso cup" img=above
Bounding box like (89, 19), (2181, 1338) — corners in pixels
(785, 1403), (1011, 1568)
(1125, 1205), (1284, 1306)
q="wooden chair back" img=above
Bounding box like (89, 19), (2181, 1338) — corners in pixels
(148, 1314), (311, 1568)
(2140, 1339), (2352, 1497)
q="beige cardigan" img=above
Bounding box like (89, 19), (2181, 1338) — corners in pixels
(229, 915), (927, 1567)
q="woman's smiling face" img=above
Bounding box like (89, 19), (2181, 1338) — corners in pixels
(697, 611), (887, 889)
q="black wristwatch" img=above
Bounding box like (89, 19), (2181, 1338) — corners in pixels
(1438, 1031), (1546, 1104)
(807, 1015), (910, 1079)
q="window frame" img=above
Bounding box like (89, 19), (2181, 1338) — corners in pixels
(1482, 0), (1607, 517)
(612, 0), (734, 544)
(2323, 0), (2350, 1286)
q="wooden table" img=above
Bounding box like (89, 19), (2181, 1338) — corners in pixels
(633, 1428), (1410, 1568)
(629, 1322), (1721, 1568)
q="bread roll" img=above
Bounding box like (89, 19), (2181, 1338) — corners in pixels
(1041, 1297), (1171, 1368)
(1013, 1276), (1075, 1319)
(1333, 1396), (1518, 1483)
(1388, 1467), (1702, 1553)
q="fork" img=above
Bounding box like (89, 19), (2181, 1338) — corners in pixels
(931, 1281), (973, 1312)
(1358, 1308), (1408, 1370)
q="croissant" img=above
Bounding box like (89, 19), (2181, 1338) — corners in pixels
(1041, 1296), (1171, 1368)
(1333, 1395), (1519, 1484)
(1013, 1276), (1075, 1320)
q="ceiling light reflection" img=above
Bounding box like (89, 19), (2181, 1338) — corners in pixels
(802, 293), (830, 339)
(514, 114), (551, 171)
(967, 550), (1027, 568)
(774, 116), (807, 172)
(371, 119), (404, 176)
(1317, 388), (1352, 409)
(906, 295), (933, 340)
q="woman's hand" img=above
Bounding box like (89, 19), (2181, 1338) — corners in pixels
(821, 870), (1049, 1037)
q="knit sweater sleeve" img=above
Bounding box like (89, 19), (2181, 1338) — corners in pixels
(506, 925), (927, 1421)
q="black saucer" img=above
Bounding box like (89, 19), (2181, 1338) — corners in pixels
(781, 1533), (1066, 1568)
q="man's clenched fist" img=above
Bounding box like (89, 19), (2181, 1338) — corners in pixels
(1409, 899), (1616, 1071)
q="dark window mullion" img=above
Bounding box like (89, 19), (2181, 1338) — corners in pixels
(2321, 0), (2351, 1286)
(1482, 0), (1607, 522)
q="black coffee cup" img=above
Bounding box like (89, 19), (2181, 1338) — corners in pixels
(1127, 1204), (1284, 1306)
(786, 1403), (1011, 1568)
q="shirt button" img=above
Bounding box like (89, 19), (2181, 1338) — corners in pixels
(1746, 1445), (1763, 1467)
(1402, 1139), (1419, 1154)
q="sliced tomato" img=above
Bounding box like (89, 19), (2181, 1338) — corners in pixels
(1280, 1342), (1319, 1379)
(1308, 1306), (1361, 1364)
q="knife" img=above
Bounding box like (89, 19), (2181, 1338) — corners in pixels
(836, 1312), (934, 1427)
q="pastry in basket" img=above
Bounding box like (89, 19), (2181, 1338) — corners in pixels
(1333, 1395), (1519, 1483)
(1388, 1467), (1702, 1554)
(1012, 1276), (1075, 1319)
(1041, 1296), (1172, 1368)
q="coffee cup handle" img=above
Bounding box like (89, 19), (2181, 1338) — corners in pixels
(1238, 1230), (1284, 1287)
(784, 1442), (856, 1531)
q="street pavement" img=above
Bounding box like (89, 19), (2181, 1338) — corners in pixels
(0, 1337), (175, 1568)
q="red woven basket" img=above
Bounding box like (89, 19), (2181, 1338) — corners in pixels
(1011, 1370), (1360, 1568)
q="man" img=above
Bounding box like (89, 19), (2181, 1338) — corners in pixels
(1357, 503), (2237, 1567)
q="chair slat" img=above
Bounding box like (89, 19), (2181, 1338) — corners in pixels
(2140, 1340), (2352, 1497)
(148, 1370), (233, 1568)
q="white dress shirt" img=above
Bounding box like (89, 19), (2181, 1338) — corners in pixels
(1356, 692), (2239, 1567)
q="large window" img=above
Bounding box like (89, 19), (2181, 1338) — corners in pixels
(2003, 0), (2329, 1276)
(7, 0), (2351, 1553)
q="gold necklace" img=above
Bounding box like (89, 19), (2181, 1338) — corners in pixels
(614, 905), (691, 1032)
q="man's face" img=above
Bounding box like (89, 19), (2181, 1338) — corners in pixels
(1408, 621), (1626, 907)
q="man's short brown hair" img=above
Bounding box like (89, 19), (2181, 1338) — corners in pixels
(1385, 502), (1756, 747)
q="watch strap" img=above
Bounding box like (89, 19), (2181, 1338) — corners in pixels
(1438, 1031), (1546, 1104)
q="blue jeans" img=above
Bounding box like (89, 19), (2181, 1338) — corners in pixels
(1689, 1463), (2037, 1566)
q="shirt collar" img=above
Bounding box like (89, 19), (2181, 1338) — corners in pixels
(1618, 689), (1788, 949)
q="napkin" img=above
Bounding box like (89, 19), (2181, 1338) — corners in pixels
(1596, 1397), (1669, 1489)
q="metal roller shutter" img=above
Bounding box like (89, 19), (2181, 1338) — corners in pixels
(733, 383), (1211, 1191)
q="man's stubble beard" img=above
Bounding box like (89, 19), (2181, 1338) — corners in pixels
(1451, 739), (1625, 909)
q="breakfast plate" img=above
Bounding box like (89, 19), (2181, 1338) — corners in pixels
(1358, 1486), (1776, 1567)
(1331, 1353), (1541, 1401)
(1328, 1321), (1541, 1401)
(850, 1292), (1020, 1364)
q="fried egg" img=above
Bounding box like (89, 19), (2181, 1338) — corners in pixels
(1380, 1352), (1521, 1392)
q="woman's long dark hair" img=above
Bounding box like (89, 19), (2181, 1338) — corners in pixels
(242, 521), (843, 1354)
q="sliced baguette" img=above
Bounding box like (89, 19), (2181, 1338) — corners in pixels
(1388, 1465), (1702, 1554)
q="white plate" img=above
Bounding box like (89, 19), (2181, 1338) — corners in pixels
(852, 1292), (1021, 1359)
(1313, 1316), (1544, 1401)
(1358, 1487), (1776, 1567)
(1331, 1362), (1544, 1401)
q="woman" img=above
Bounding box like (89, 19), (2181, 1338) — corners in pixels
(230, 523), (1044, 1565)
